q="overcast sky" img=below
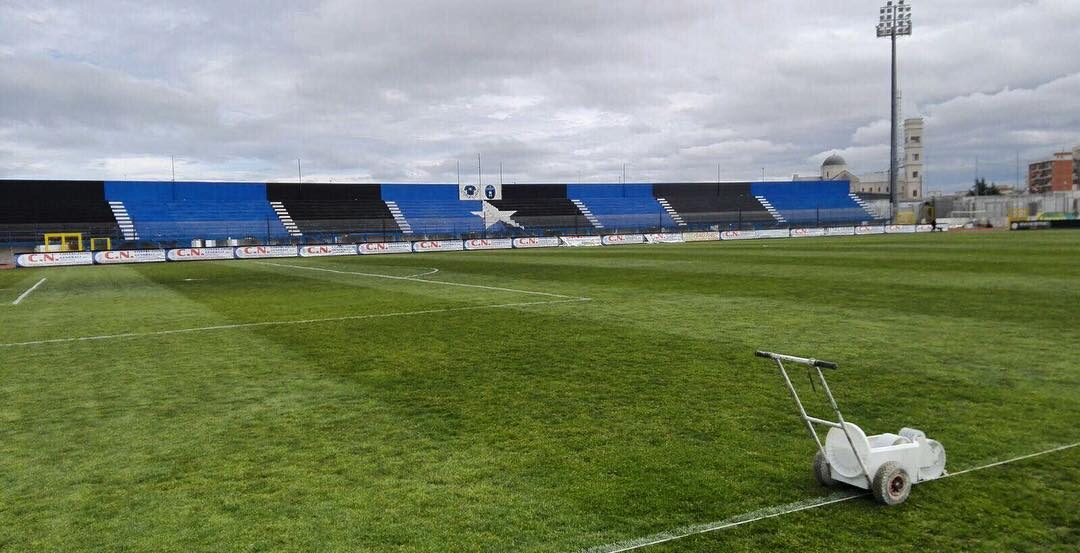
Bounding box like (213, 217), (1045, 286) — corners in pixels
(2, 1), (1078, 191)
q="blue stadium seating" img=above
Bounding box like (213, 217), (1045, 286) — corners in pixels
(381, 184), (484, 235)
(105, 181), (288, 243)
(750, 181), (874, 224)
(567, 184), (675, 230)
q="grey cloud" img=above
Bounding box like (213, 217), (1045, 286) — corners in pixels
(1, 0), (1078, 190)
(0, 56), (215, 128)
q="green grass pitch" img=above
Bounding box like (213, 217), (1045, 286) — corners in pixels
(1, 231), (1077, 552)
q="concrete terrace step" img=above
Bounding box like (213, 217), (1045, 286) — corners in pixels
(656, 197), (687, 226)
(570, 199), (604, 229)
(107, 201), (139, 240)
(384, 200), (413, 234)
(269, 201), (303, 236)
(754, 196), (787, 223)
(849, 193), (882, 218)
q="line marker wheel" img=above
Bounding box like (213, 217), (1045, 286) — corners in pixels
(812, 450), (835, 488)
(872, 461), (911, 505)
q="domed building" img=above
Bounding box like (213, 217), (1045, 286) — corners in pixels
(821, 153), (850, 180)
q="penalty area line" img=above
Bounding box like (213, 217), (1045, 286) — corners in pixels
(575, 441), (1080, 553)
(12, 277), (47, 305)
(255, 261), (586, 300)
(0, 297), (590, 348)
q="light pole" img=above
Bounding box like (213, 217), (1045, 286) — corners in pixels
(877, 0), (912, 221)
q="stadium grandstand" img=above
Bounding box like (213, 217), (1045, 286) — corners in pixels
(0, 179), (880, 250)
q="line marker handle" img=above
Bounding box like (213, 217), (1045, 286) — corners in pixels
(755, 350), (838, 370)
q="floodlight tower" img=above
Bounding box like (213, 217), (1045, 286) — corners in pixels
(877, 0), (912, 221)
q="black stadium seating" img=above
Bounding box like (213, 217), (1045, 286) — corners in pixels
(0, 180), (120, 244)
(491, 184), (592, 231)
(653, 183), (775, 226)
(267, 182), (400, 237)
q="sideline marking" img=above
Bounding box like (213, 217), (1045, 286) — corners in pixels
(255, 261), (585, 300)
(0, 297), (590, 348)
(12, 278), (47, 305)
(576, 442), (1080, 553)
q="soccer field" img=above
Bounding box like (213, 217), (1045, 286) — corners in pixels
(2, 231), (1078, 552)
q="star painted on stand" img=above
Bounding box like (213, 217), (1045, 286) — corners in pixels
(472, 201), (524, 229)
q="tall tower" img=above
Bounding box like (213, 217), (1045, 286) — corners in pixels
(902, 118), (924, 200)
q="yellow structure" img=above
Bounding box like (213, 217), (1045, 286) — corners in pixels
(895, 211), (916, 224)
(89, 237), (112, 251)
(43, 232), (84, 252)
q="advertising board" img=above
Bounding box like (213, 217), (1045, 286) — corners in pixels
(559, 236), (603, 247)
(601, 234), (646, 246)
(464, 238), (514, 250)
(512, 237), (560, 248)
(16, 252), (94, 267)
(789, 228), (827, 238)
(298, 244), (358, 257)
(166, 247), (236, 261)
(411, 240), (464, 253)
(720, 230), (758, 240)
(234, 245), (299, 259)
(644, 233), (685, 244)
(358, 242), (413, 255)
(93, 249), (167, 264)
(681, 231), (721, 242)
(757, 229), (790, 239)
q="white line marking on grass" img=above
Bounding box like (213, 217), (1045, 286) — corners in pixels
(0, 297), (590, 348)
(11, 277), (46, 305)
(575, 441), (1080, 553)
(940, 441), (1079, 478)
(404, 267), (439, 278)
(578, 493), (866, 553)
(256, 261), (585, 300)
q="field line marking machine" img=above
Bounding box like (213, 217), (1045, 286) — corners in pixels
(755, 350), (947, 505)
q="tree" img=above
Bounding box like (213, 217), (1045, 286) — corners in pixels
(967, 177), (1001, 196)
